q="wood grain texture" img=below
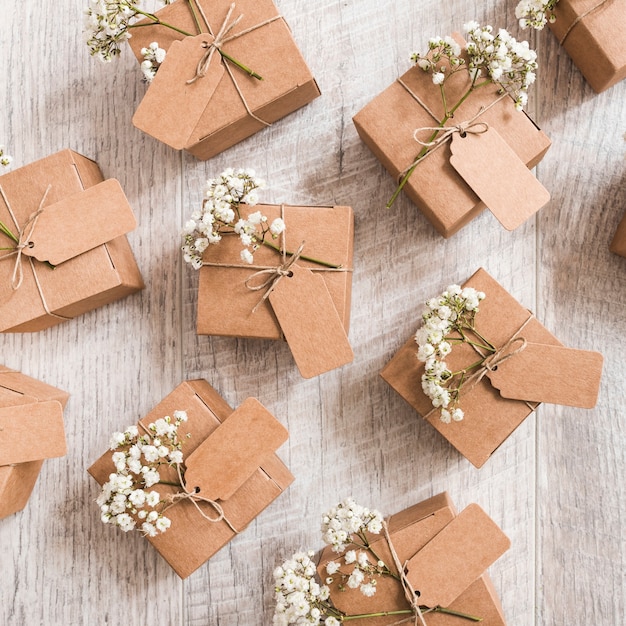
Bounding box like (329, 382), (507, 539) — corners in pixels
(0, 0), (623, 625)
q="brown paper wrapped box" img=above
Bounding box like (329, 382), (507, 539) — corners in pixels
(548, 0), (626, 93)
(610, 211), (626, 257)
(88, 379), (293, 579)
(0, 365), (69, 519)
(353, 41), (551, 238)
(0, 149), (144, 332)
(128, 0), (320, 160)
(317, 492), (509, 625)
(197, 203), (354, 377)
(381, 268), (603, 468)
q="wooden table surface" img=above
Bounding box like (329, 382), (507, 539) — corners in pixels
(1, 1), (624, 624)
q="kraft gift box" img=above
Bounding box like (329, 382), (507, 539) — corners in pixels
(381, 268), (603, 468)
(197, 203), (354, 378)
(0, 149), (144, 332)
(88, 379), (293, 579)
(317, 492), (509, 625)
(610, 210), (626, 257)
(129, 0), (320, 159)
(0, 365), (69, 519)
(353, 36), (551, 238)
(548, 0), (626, 93)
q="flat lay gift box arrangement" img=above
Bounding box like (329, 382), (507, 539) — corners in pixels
(0, 149), (144, 332)
(545, 0), (626, 93)
(353, 31), (551, 238)
(273, 493), (509, 625)
(381, 268), (604, 468)
(194, 200), (355, 379)
(610, 211), (626, 257)
(88, 379), (293, 579)
(126, 0), (320, 159)
(0, 365), (69, 519)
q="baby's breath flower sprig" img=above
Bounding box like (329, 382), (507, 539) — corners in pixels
(415, 284), (494, 423)
(140, 41), (166, 82)
(84, 0), (262, 80)
(182, 168), (342, 270)
(516, 0), (559, 30)
(387, 21), (538, 208)
(0, 145), (12, 168)
(273, 497), (482, 625)
(97, 410), (190, 537)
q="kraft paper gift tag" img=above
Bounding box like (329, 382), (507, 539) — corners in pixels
(22, 180), (137, 266)
(268, 264), (354, 378)
(184, 397), (288, 500)
(449, 127), (550, 231)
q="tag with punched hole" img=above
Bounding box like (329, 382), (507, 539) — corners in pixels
(133, 34), (225, 150)
(487, 342), (603, 408)
(21, 179), (137, 266)
(183, 398), (288, 501)
(268, 264), (354, 378)
(0, 401), (66, 464)
(405, 504), (510, 609)
(449, 126), (550, 230)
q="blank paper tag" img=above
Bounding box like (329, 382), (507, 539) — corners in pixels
(183, 398), (288, 501)
(449, 127), (550, 230)
(268, 264), (354, 378)
(132, 34), (225, 150)
(0, 401), (66, 464)
(22, 179), (137, 265)
(405, 504), (510, 608)
(487, 342), (603, 408)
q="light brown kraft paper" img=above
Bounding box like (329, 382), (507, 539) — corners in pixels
(317, 493), (507, 626)
(0, 150), (144, 332)
(549, 0), (626, 93)
(128, 0), (320, 159)
(610, 211), (626, 257)
(197, 204), (354, 341)
(381, 268), (565, 468)
(352, 40), (551, 238)
(0, 367), (69, 519)
(88, 380), (293, 579)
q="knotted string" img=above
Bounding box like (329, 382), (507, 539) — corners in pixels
(559, 0), (614, 45)
(0, 184), (70, 321)
(396, 81), (508, 179)
(382, 520), (428, 626)
(137, 422), (240, 534)
(423, 312), (537, 421)
(186, 1), (282, 127)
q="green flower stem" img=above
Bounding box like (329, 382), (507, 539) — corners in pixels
(129, 9), (194, 37)
(423, 605), (482, 621)
(261, 240), (342, 269)
(468, 325), (496, 352)
(217, 50), (263, 80)
(186, 0), (203, 35)
(341, 610), (413, 621)
(386, 77), (493, 209)
(0, 220), (18, 244)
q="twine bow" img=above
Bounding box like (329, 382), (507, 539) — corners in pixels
(0, 185), (50, 290)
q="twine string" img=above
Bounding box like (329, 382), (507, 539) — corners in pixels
(383, 521), (428, 626)
(0, 184), (70, 321)
(185, 1), (281, 127)
(559, 0), (613, 45)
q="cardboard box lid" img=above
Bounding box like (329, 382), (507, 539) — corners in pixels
(0, 150), (141, 331)
(0, 365), (70, 408)
(87, 379), (293, 578)
(129, 0), (319, 149)
(0, 401), (66, 464)
(197, 203), (354, 341)
(318, 493), (508, 625)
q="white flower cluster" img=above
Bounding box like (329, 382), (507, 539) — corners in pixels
(411, 35), (464, 87)
(415, 284), (485, 423)
(182, 168), (286, 269)
(140, 41), (166, 82)
(84, 0), (172, 63)
(516, 0), (559, 30)
(0, 145), (11, 168)
(272, 550), (333, 626)
(321, 497), (384, 553)
(463, 21), (538, 111)
(97, 409), (188, 536)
